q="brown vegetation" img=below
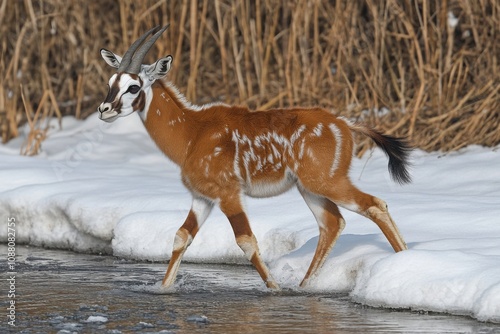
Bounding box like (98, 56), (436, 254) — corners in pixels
(1, 0), (499, 154)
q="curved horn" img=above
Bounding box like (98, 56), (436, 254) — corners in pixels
(127, 24), (170, 74)
(117, 26), (161, 72)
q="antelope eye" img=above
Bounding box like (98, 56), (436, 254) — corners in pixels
(127, 85), (141, 94)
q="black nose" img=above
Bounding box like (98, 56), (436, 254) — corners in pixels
(98, 103), (111, 113)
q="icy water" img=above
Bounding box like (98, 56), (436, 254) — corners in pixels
(1, 246), (499, 333)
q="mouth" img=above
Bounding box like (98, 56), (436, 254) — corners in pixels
(98, 111), (120, 123)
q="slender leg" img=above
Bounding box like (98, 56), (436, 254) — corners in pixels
(363, 196), (408, 252)
(219, 197), (280, 289)
(323, 180), (407, 252)
(162, 196), (213, 287)
(299, 188), (346, 288)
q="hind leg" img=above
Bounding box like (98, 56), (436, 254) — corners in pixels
(321, 180), (407, 252)
(363, 197), (407, 252)
(299, 188), (346, 288)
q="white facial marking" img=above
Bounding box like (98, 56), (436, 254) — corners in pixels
(111, 73), (142, 117)
(108, 73), (118, 87)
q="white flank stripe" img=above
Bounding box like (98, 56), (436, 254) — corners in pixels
(328, 124), (343, 177)
(231, 130), (243, 181)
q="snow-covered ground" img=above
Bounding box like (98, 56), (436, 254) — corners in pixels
(1, 115), (499, 323)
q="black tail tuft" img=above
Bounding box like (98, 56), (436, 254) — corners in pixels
(369, 130), (412, 185)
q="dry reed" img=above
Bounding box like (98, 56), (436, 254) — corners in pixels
(1, 0), (499, 154)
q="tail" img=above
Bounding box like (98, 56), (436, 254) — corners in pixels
(348, 122), (412, 185)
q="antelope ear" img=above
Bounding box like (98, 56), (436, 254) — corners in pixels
(145, 55), (173, 80)
(100, 49), (122, 69)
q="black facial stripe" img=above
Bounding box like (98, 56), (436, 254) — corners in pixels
(112, 99), (122, 113)
(104, 73), (122, 103)
(132, 91), (146, 111)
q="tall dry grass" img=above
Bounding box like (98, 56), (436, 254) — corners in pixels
(1, 0), (499, 153)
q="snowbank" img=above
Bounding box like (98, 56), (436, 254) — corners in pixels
(1, 115), (499, 323)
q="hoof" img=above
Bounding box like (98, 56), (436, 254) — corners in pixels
(266, 280), (281, 290)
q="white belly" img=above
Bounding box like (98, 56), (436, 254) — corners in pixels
(243, 173), (296, 198)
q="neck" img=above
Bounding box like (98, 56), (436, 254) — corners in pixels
(140, 80), (194, 165)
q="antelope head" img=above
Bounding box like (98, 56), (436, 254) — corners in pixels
(98, 25), (172, 122)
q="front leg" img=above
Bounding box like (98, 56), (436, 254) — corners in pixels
(162, 196), (213, 287)
(220, 196), (280, 290)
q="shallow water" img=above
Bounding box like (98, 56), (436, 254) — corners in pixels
(1, 245), (499, 333)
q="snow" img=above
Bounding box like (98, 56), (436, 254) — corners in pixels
(1, 114), (499, 323)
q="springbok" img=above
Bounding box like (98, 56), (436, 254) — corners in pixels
(98, 25), (411, 290)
